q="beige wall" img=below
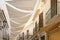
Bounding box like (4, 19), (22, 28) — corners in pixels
(43, 0), (51, 26)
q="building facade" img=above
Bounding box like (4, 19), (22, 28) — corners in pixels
(0, 0), (60, 40)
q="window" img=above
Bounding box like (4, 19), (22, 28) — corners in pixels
(41, 36), (45, 40)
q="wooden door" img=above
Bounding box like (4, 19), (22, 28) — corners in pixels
(51, 0), (57, 18)
(39, 12), (43, 28)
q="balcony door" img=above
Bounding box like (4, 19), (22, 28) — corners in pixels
(39, 12), (43, 28)
(51, 0), (57, 18)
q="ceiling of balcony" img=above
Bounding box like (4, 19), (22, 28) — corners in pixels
(5, 0), (37, 40)
(6, 0), (36, 10)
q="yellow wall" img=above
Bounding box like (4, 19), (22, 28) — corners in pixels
(49, 28), (60, 40)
